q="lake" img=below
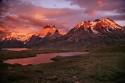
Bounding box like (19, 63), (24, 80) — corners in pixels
(2, 48), (28, 51)
(4, 52), (88, 65)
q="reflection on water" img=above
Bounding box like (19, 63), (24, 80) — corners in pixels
(4, 52), (88, 65)
(2, 48), (28, 51)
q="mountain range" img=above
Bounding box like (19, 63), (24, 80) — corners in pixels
(0, 18), (125, 48)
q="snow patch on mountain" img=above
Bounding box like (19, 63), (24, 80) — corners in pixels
(74, 18), (123, 34)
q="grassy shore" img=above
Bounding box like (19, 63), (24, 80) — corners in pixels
(0, 45), (125, 83)
(0, 48), (76, 60)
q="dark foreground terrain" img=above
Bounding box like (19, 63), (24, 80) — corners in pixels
(0, 46), (125, 83)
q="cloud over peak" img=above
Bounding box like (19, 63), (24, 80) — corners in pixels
(0, 0), (125, 38)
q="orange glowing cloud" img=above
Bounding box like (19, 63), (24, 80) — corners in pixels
(1, 0), (125, 39)
(0, 27), (10, 39)
(34, 14), (46, 20)
(97, 0), (104, 7)
(84, 9), (97, 15)
(6, 32), (32, 41)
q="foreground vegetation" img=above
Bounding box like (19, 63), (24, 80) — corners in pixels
(0, 45), (125, 83)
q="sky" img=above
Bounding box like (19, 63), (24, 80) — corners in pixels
(0, 0), (125, 36)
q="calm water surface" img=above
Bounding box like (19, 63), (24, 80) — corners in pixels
(2, 48), (28, 51)
(4, 52), (88, 65)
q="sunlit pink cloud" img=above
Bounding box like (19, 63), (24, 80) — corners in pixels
(97, 0), (104, 7)
(0, 0), (125, 38)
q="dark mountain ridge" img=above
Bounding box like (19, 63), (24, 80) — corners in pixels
(0, 18), (125, 48)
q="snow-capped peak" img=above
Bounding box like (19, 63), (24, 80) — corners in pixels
(101, 18), (122, 29)
(36, 25), (67, 38)
(74, 18), (123, 34)
(37, 25), (57, 37)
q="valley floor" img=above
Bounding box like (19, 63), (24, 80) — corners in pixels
(0, 46), (125, 83)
